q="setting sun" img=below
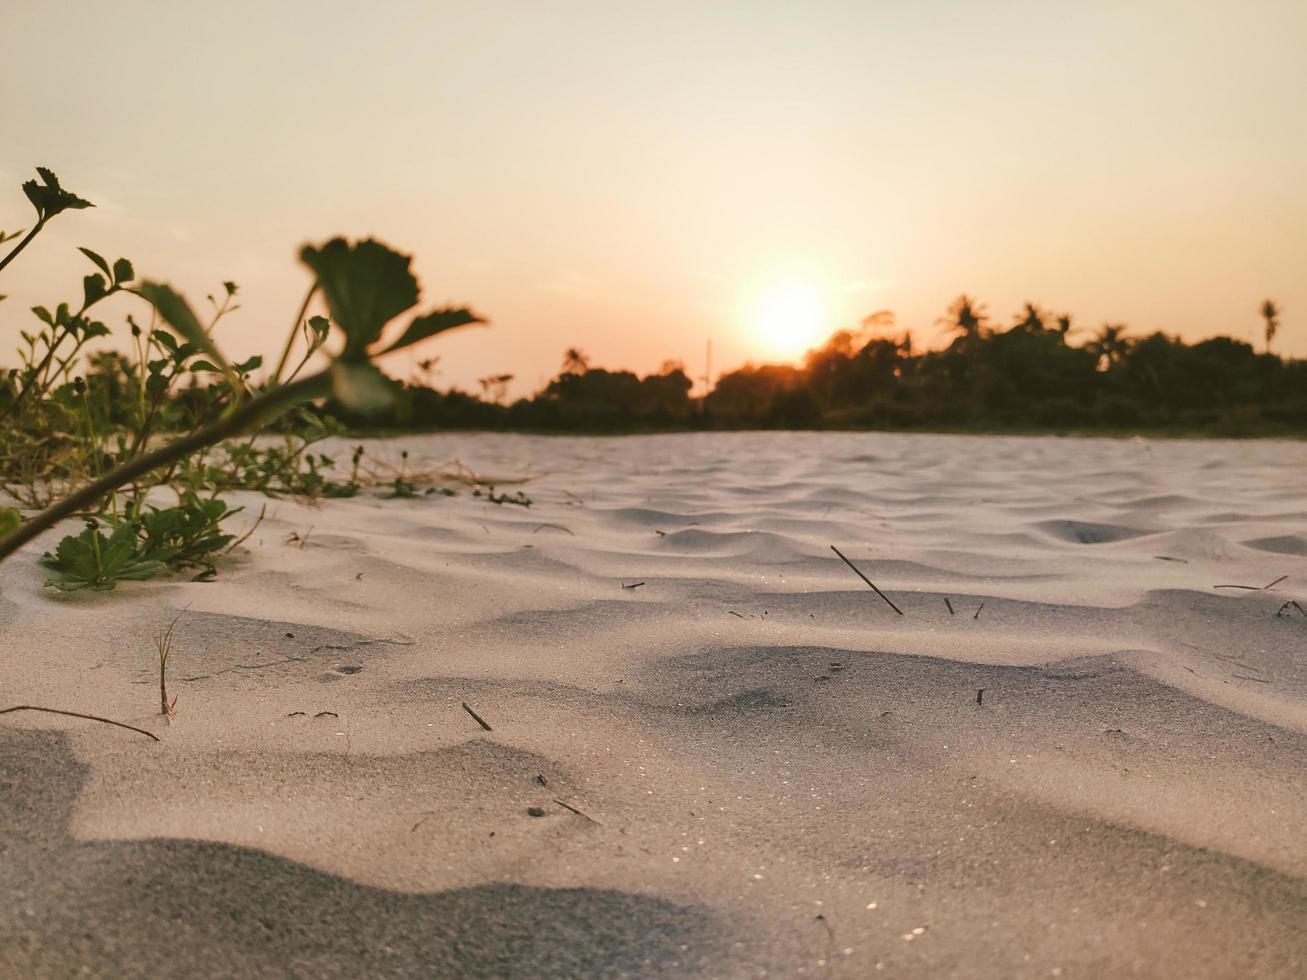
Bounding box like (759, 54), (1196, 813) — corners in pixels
(751, 279), (830, 359)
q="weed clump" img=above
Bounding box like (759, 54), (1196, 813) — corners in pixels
(0, 166), (485, 592)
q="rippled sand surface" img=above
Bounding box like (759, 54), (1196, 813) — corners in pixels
(3, 431), (1306, 978)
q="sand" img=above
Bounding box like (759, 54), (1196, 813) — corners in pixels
(2, 431), (1305, 978)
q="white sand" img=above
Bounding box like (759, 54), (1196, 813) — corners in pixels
(2, 431), (1306, 978)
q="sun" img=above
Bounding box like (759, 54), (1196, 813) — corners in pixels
(750, 278), (830, 359)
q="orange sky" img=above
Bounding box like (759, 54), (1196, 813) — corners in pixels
(4, 0), (1305, 396)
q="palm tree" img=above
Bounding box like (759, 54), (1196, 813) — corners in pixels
(477, 373), (514, 404)
(1089, 324), (1129, 370)
(939, 294), (988, 344)
(1013, 302), (1047, 334)
(1261, 300), (1280, 354)
(561, 347), (590, 374)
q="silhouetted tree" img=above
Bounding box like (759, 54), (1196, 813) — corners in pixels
(940, 295), (988, 346)
(1089, 324), (1130, 369)
(1012, 302), (1048, 334)
(477, 373), (514, 404)
(561, 347), (589, 374)
(1261, 300), (1280, 354)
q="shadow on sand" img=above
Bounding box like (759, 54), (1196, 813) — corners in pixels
(0, 728), (723, 979)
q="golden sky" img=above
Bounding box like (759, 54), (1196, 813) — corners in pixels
(4, 0), (1305, 395)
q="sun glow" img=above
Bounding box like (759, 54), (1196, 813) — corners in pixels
(750, 278), (830, 360)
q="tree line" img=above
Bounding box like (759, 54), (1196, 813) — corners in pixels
(327, 296), (1302, 435)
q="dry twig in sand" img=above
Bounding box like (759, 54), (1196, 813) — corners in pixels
(0, 705), (159, 742)
(532, 523), (574, 536)
(553, 798), (603, 825)
(1214, 574), (1288, 591)
(830, 545), (903, 616)
(462, 701), (493, 731)
(155, 606), (188, 722)
(223, 503), (267, 555)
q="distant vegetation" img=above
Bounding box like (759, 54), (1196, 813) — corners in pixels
(335, 296), (1303, 437)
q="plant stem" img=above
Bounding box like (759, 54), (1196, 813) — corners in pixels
(272, 283), (318, 383)
(0, 220), (44, 275)
(0, 373), (328, 563)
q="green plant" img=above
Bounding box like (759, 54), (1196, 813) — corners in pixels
(41, 520), (165, 592)
(384, 477), (421, 499)
(132, 491), (241, 574)
(475, 486), (532, 508)
(0, 167), (486, 581)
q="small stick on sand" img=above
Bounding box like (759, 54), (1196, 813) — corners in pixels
(0, 705), (159, 742)
(1215, 574), (1289, 591)
(728, 610), (746, 618)
(1274, 600), (1306, 618)
(944, 597), (955, 615)
(830, 545), (903, 616)
(553, 798), (602, 825)
(224, 503), (267, 555)
(1154, 555), (1189, 563)
(621, 581), (645, 590)
(976, 688), (985, 706)
(973, 602), (985, 620)
(532, 523), (574, 536)
(462, 701), (493, 731)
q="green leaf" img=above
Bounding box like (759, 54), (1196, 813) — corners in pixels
(233, 354), (263, 374)
(0, 507), (20, 539)
(382, 307), (484, 354)
(299, 238), (418, 359)
(137, 281), (232, 377)
(23, 167), (94, 221)
(32, 306), (53, 325)
(78, 247), (111, 277)
(80, 320), (111, 341)
(83, 273), (108, 308)
(112, 257), (135, 284)
(330, 361), (395, 414)
(191, 359), (221, 373)
(304, 315), (330, 354)
(41, 521), (164, 591)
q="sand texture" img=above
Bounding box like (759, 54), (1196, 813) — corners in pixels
(2, 431), (1306, 978)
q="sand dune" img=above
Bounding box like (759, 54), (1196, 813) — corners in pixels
(2, 431), (1306, 978)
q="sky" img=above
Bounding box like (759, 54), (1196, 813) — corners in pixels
(3, 0), (1305, 397)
